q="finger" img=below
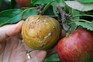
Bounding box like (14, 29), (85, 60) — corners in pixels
(32, 51), (47, 62)
(29, 50), (40, 58)
(4, 38), (27, 62)
(0, 21), (24, 42)
(27, 51), (47, 62)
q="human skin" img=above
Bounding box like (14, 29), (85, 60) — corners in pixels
(0, 21), (47, 62)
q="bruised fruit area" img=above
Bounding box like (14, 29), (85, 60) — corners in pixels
(22, 15), (61, 50)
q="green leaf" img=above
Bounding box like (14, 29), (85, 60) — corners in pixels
(0, 9), (23, 26)
(69, 9), (80, 21)
(55, 0), (65, 5)
(0, 8), (39, 26)
(65, 1), (93, 11)
(73, 14), (93, 18)
(0, 9), (22, 17)
(75, 20), (93, 31)
(22, 9), (38, 19)
(67, 22), (78, 35)
(44, 53), (60, 62)
(70, 23), (77, 32)
(51, 1), (58, 16)
(32, 0), (53, 4)
(79, 0), (93, 3)
(8, 12), (23, 23)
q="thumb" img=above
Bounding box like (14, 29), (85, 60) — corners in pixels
(0, 21), (24, 42)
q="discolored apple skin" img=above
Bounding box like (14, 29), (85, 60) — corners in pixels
(57, 29), (93, 62)
(16, 0), (31, 7)
(22, 15), (61, 50)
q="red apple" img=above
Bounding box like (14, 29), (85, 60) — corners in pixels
(57, 29), (93, 62)
(16, 0), (31, 7)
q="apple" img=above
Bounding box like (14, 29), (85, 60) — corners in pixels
(16, 0), (31, 7)
(57, 29), (93, 62)
(22, 15), (61, 50)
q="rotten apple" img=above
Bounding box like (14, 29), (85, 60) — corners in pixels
(57, 29), (93, 62)
(22, 15), (61, 50)
(16, 0), (31, 7)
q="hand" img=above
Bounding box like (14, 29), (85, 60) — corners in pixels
(0, 21), (47, 62)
